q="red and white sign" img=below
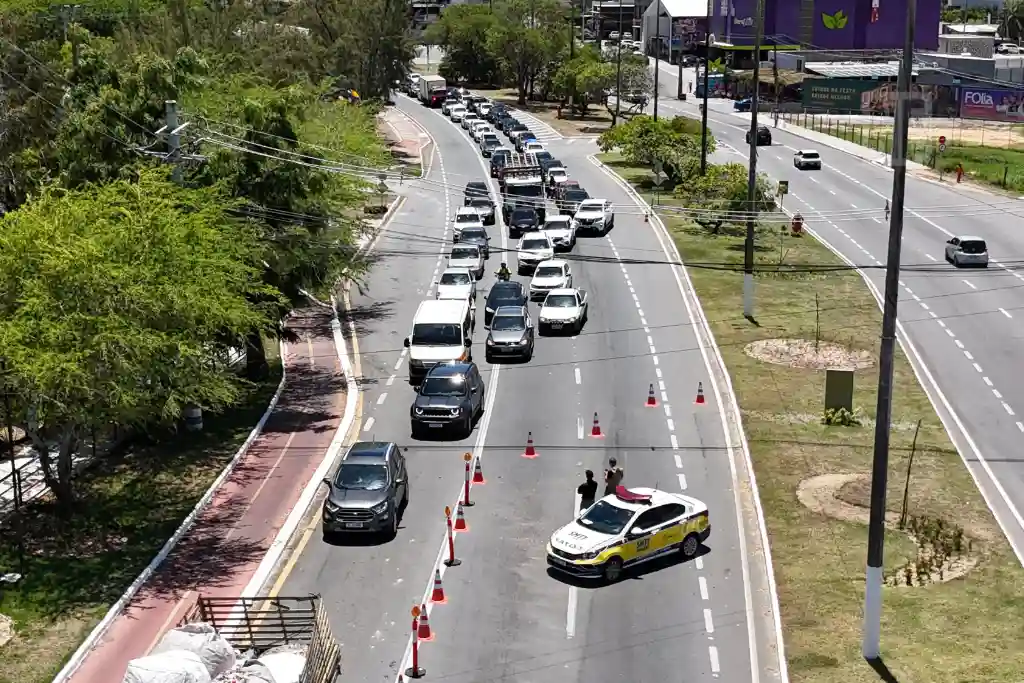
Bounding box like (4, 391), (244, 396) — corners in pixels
(938, 135), (946, 144)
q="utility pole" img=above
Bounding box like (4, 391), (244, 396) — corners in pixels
(772, 41), (779, 126)
(699, 0), (711, 175)
(676, 31), (684, 100)
(863, 0), (916, 662)
(652, 0), (661, 121)
(742, 0), (765, 318)
(165, 100), (182, 185)
(615, 0), (624, 124)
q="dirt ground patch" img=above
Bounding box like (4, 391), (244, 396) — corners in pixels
(0, 614), (12, 648)
(798, 473), (980, 585)
(744, 338), (875, 370)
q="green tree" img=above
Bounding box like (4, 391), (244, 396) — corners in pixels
(424, 4), (501, 85)
(597, 115), (713, 181)
(673, 162), (776, 233)
(488, 0), (565, 104)
(551, 45), (613, 115)
(0, 169), (278, 510)
(190, 85), (371, 377)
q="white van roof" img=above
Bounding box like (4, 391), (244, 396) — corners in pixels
(414, 299), (471, 325)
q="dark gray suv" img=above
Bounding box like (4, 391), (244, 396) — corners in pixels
(321, 441), (408, 540)
(410, 362), (485, 439)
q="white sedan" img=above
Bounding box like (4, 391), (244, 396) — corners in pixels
(461, 113), (482, 130)
(448, 244), (485, 280)
(538, 288), (588, 334)
(470, 122), (493, 141)
(517, 233), (554, 274)
(541, 215), (576, 251)
(449, 104), (467, 122)
(529, 259), (573, 301)
(436, 267), (477, 301)
(454, 207), (484, 241)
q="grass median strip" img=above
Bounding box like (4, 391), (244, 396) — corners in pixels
(599, 152), (1024, 683)
(0, 349), (281, 683)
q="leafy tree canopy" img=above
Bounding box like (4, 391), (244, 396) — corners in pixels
(598, 115), (714, 181)
(673, 161), (776, 233)
(0, 168), (279, 507)
(424, 4), (501, 85)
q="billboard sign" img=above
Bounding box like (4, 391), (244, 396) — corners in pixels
(959, 88), (1024, 121)
(803, 78), (951, 115)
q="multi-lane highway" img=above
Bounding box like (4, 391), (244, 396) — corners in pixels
(650, 58), (1024, 560)
(274, 91), (785, 683)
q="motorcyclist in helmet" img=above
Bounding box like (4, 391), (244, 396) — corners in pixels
(496, 262), (511, 281)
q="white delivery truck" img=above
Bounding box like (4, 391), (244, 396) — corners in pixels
(419, 75), (447, 107)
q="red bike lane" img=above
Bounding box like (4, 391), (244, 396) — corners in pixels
(67, 306), (349, 683)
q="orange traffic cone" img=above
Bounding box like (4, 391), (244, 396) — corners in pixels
(473, 458), (485, 483)
(417, 604), (433, 640)
(591, 412), (604, 438)
(431, 568), (446, 603)
(646, 383), (657, 407)
(454, 502), (468, 532)
(522, 431), (537, 459)
(695, 382), (705, 405)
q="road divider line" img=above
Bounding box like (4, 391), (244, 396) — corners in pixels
(709, 645), (721, 675)
(377, 393), (387, 406)
(704, 608), (715, 634)
(362, 417), (375, 432)
(699, 576), (709, 600)
(575, 367), (582, 384)
(678, 473), (687, 490)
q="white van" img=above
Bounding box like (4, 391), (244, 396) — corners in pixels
(404, 299), (475, 384)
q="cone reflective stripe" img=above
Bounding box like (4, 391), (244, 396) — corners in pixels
(591, 412), (604, 438)
(417, 604), (433, 640)
(522, 431), (538, 458)
(473, 458), (485, 483)
(646, 383), (657, 407)
(454, 502), (468, 531)
(695, 382), (705, 404)
(431, 568), (446, 603)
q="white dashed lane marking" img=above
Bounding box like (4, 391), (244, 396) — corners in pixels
(790, 193), (1021, 434)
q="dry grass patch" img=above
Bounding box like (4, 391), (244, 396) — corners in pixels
(599, 152), (1024, 683)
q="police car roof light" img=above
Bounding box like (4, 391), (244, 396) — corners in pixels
(614, 486), (652, 504)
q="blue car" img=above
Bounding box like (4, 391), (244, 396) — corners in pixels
(734, 98), (752, 112)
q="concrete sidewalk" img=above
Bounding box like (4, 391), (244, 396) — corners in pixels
(380, 106), (429, 169)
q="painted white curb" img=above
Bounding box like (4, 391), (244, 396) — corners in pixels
(52, 340), (289, 683)
(589, 155), (790, 683)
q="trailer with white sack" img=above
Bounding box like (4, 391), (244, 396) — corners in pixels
(123, 595), (340, 683)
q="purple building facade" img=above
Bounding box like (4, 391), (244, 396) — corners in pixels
(708, 0), (940, 51)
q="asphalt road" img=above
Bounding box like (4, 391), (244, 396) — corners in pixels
(651, 59), (1024, 560)
(278, 94), (777, 683)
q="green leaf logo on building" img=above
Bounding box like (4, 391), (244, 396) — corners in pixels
(707, 58), (724, 73)
(821, 10), (849, 29)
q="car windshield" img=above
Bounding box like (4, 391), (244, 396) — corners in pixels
(440, 272), (471, 286)
(544, 221), (569, 230)
(545, 294), (577, 308)
(512, 209), (537, 221)
(451, 247), (479, 259)
(461, 229), (487, 240)
(579, 201), (603, 210)
(411, 323), (463, 346)
(483, 135), (499, 144)
(456, 213), (478, 223)
(801, 152), (820, 159)
(488, 285), (523, 306)
(536, 266), (564, 278)
(469, 198), (492, 208)
(420, 374), (469, 397)
(508, 185), (543, 198)
(466, 184), (487, 194)
(578, 500), (633, 535)
(960, 240), (987, 254)
(522, 239), (549, 250)
(333, 463), (388, 491)
(566, 191), (590, 202)
(492, 315), (526, 331)
(536, 152), (553, 163)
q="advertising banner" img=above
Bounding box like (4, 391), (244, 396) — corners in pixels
(960, 88), (1024, 121)
(803, 78), (953, 115)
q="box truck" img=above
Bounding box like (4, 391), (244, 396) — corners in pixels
(419, 75), (447, 107)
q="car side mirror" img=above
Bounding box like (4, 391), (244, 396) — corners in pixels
(580, 290), (588, 302)
(947, 239), (954, 244)
(629, 527), (645, 536)
(321, 477), (332, 489)
(464, 338), (472, 347)
(404, 337), (411, 348)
